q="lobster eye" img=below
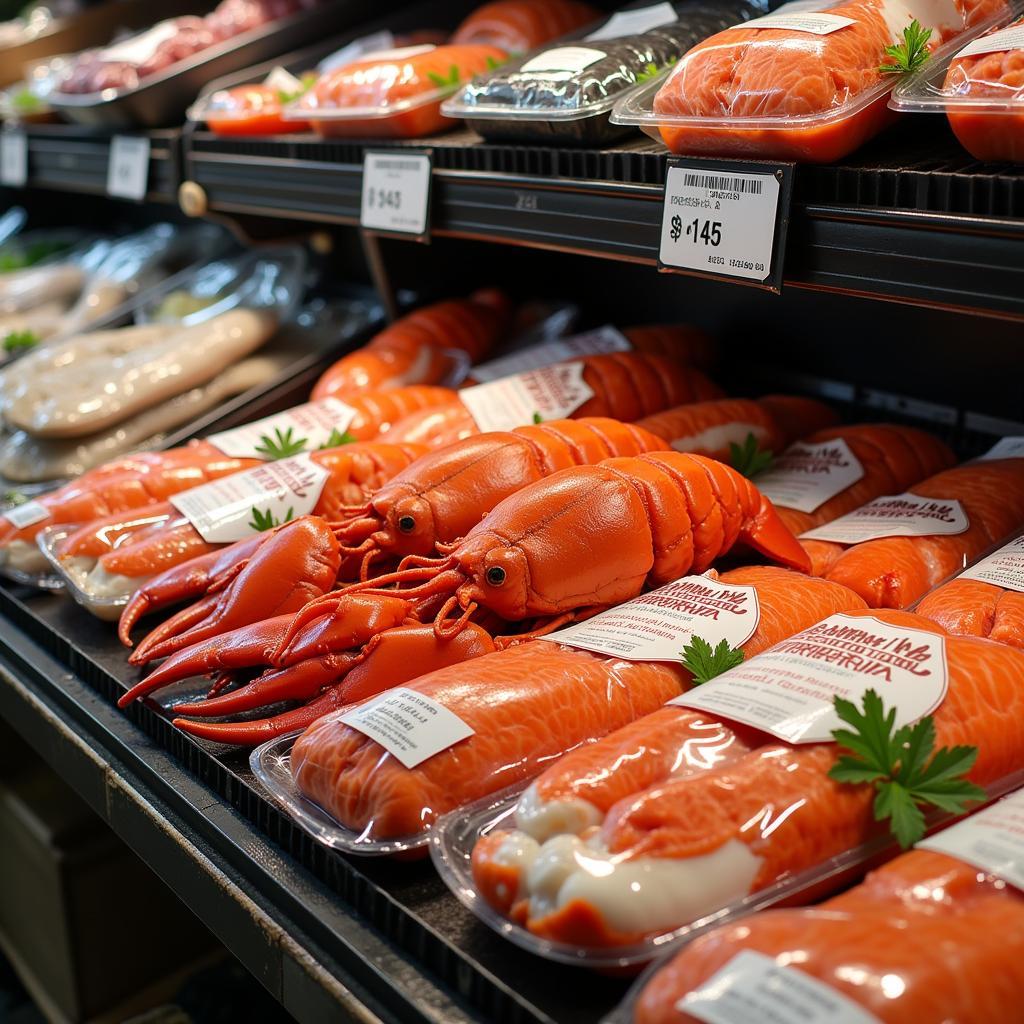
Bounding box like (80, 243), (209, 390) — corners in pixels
(397, 515), (415, 534)
(486, 566), (507, 587)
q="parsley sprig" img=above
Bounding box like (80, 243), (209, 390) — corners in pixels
(255, 427), (307, 460)
(680, 636), (744, 685)
(636, 57), (677, 85)
(319, 427), (357, 449)
(3, 330), (39, 353)
(880, 19), (933, 75)
(828, 690), (984, 848)
(532, 412), (543, 424)
(248, 505), (294, 532)
(427, 64), (462, 89)
(729, 432), (774, 478)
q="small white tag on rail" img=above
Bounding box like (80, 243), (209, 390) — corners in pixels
(361, 150), (432, 237)
(1, 131), (27, 187)
(107, 135), (151, 200)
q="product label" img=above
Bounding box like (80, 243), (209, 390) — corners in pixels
(800, 493), (969, 543)
(469, 326), (630, 383)
(959, 534), (1024, 594)
(918, 788), (1024, 891)
(660, 163), (784, 287)
(103, 20), (181, 64)
(679, 950), (881, 1024)
(1, 131), (27, 188)
(2, 500), (49, 529)
(754, 439), (865, 513)
(542, 574), (760, 661)
(348, 43), (435, 62)
(107, 135), (150, 202)
(670, 613), (948, 744)
(460, 362), (594, 431)
(207, 399), (357, 459)
(262, 67), (306, 95)
(735, 11), (856, 32)
(361, 151), (432, 237)
(979, 436), (1024, 461)
(339, 686), (475, 769)
(877, 0), (960, 44)
(317, 30), (396, 72)
(586, 2), (678, 40)
(168, 455), (329, 544)
(520, 46), (606, 74)
(959, 24), (1024, 57)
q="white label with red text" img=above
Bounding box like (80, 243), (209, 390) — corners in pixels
(169, 456), (328, 544)
(679, 951), (881, 1024)
(2, 500), (49, 529)
(460, 363), (594, 431)
(959, 534), (1024, 595)
(542, 575), (759, 661)
(207, 399), (356, 459)
(918, 788), (1024, 891)
(754, 439), (865, 513)
(979, 436), (1024, 461)
(800, 493), (969, 543)
(670, 613), (948, 744)
(469, 326), (630, 383)
(339, 686), (474, 769)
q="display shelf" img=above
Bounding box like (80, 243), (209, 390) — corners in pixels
(18, 125), (181, 202)
(183, 124), (1024, 318)
(0, 585), (633, 1024)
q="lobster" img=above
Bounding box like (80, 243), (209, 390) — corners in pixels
(311, 289), (511, 400)
(53, 441), (428, 607)
(119, 417), (667, 658)
(382, 350), (725, 448)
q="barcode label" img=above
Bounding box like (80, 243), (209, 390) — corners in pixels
(372, 158), (427, 172)
(682, 172), (763, 194)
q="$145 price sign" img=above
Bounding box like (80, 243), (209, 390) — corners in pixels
(360, 151), (432, 238)
(658, 160), (792, 291)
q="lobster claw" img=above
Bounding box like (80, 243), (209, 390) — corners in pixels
(171, 620), (497, 746)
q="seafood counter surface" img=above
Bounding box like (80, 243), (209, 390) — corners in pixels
(0, 583), (632, 1024)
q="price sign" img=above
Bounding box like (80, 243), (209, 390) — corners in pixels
(360, 150), (432, 238)
(659, 157), (793, 292)
(106, 135), (151, 200)
(1, 131), (28, 187)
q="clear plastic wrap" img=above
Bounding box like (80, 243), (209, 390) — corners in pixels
(616, 789), (1024, 1021)
(451, 0), (601, 53)
(610, 0), (1017, 162)
(432, 608), (1024, 966)
(891, 13), (1024, 160)
(187, 65), (316, 135)
(284, 43), (509, 138)
(443, 3), (754, 144)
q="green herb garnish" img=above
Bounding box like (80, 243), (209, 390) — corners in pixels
(680, 636), (744, 685)
(255, 426), (307, 460)
(3, 490), (27, 506)
(635, 56), (677, 85)
(248, 505), (294, 532)
(828, 689), (984, 848)
(427, 64), (461, 88)
(729, 432), (774, 478)
(319, 427), (358, 449)
(880, 19), (933, 75)
(532, 412), (543, 424)
(0, 239), (67, 272)
(2, 329), (39, 353)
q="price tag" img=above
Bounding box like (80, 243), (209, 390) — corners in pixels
(1, 131), (28, 187)
(360, 150), (432, 238)
(106, 135), (151, 200)
(659, 157), (793, 292)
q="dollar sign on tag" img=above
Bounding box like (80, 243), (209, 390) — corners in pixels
(670, 214), (682, 242)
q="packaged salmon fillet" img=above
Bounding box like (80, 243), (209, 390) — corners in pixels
(285, 43), (508, 138)
(436, 606), (1024, 965)
(451, 0), (601, 53)
(190, 68), (316, 135)
(611, 0), (1014, 162)
(625, 787), (1024, 1022)
(891, 12), (1024, 160)
(443, 2), (754, 144)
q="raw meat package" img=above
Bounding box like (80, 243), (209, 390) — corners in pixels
(190, 68), (315, 135)
(444, 2), (755, 144)
(891, 13), (1024, 160)
(611, 0), (1014, 162)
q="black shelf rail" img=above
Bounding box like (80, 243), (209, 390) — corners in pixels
(183, 128), (1024, 319)
(19, 125), (181, 203)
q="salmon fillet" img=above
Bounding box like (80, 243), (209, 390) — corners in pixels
(814, 458), (1024, 606)
(917, 576), (1024, 647)
(472, 608), (1024, 948)
(635, 848), (1024, 1024)
(452, 0), (599, 52)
